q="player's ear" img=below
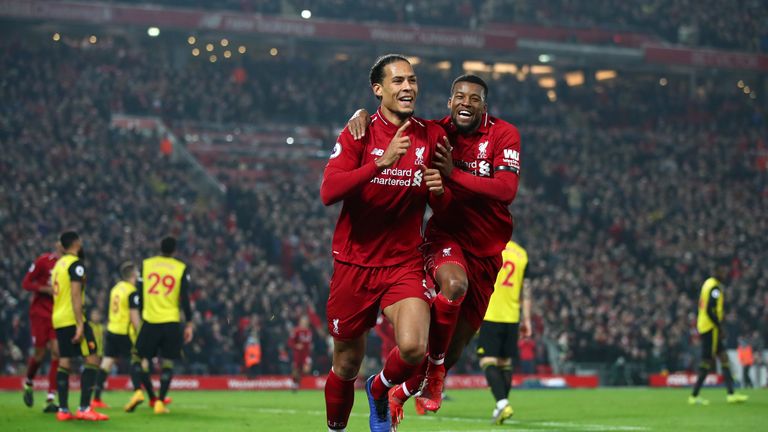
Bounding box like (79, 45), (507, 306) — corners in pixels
(447, 97), (452, 110)
(482, 102), (488, 114)
(372, 83), (383, 99)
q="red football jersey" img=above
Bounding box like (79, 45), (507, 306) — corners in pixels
(21, 252), (59, 318)
(290, 327), (313, 352)
(427, 113), (521, 257)
(321, 109), (449, 267)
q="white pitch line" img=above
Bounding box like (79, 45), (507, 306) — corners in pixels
(185, 405), (650, 431)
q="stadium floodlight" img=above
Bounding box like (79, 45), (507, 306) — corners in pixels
(89, 35), (97, 44)
(270, 48), (278, 56)
(301, 9), (312, 19)
(238, 45), (247, 54)
(188, 36), (196, 45)
(659, 77), (668, 86)
(147, 27), (160, 37)
(286, 137), (295, 145)
(538, 54), (552, 63)
(52, 33), (61, 42)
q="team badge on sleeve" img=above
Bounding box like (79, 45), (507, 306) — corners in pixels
(330, 143), (342, 159)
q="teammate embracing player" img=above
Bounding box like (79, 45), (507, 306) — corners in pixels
(349, 74), (521, 429)
(321, 54), (450, 432)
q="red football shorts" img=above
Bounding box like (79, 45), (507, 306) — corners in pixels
(293, 350), (311, 370)
(30, 313), (56, 348)
(326, 259), (430, 340)
(423, 236), (503, 331)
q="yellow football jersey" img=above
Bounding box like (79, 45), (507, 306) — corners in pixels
(141, 256), (187, 323)
(51, 254), (86, 329)
(697, 277), (724, 333)
(107, 281), (137, 335)
(483, 241), (528, 323)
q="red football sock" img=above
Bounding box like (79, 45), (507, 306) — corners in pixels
(428, 293), (464, 362)
(371, 347), (421, 399)
(26, 358), (41, 382)
(401, 357), (428, 397)
(325, 369), (355, 431)
(48, 358), (59, 393)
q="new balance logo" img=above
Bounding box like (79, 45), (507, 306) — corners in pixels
(332, 319), (340, 335)
(371, 148), (384, 156)
(442, 247), (452, 257)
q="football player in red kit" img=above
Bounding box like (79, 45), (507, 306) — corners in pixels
(320, 54), (450, 432)
(21, 243), (62, 413)
(289, 316), (313, 391)
(348, 74), (521, 428)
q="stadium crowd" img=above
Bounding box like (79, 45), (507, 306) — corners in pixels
(75, 0), (768, 52)
(1, 34), (766, 383)
(0, 38), (326, 376)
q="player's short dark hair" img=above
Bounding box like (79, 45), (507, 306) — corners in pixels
(119, 261), (136, 280)
(370, 54), (410, 86)
(160, 236), (177, 255)
(60, 231), (80, 250)
(451, 74), (489, 100)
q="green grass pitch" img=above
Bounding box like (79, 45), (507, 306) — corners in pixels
(1, 387), (764, 431)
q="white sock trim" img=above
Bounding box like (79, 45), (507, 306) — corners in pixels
(429, 356), (445, 365)
(402, 384), (412, 397)
(496, 398), (509, 410)
(328, 429), (346, 432)
(379, 371), (393, 388)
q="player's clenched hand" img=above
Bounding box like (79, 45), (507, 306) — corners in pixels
(420, 164), (444, 196)
(347, 109), (371, 140)
(72, 324), (83, 343)
(376, 120), (411, 169)
(184, 323), (194, 344)
(433, 136), (454, 178)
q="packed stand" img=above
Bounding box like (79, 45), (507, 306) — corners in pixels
(0, 38), (325, 376)
(65, 0), (768, 52)
(2, 34), (767, 381)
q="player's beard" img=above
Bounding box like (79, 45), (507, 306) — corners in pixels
(392, 108), (413, 121)
(453, 114), (481, 134)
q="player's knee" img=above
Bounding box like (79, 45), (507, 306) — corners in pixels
(398, 339), (427, 365)
(333, 360), (360, 380)
(33, 347), (46, 361)
(439, 275), (468, 300)
(479, 357), (498, 369)
(161, 368), (173, 381)
(333, 350), (363, 380)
